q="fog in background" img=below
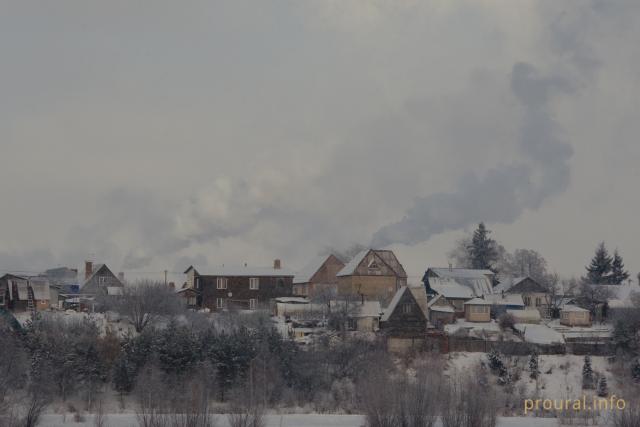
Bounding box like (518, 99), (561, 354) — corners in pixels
(1, 1), (639, 283)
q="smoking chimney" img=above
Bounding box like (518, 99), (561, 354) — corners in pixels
(85, 261), (93, 280)
(273, 259), (281, 270)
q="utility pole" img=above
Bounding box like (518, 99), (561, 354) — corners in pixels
(164, 270), (168, 286)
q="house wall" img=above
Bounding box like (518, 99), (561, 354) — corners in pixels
(81, 266), (123, 295)
(382, 290), (427, 337)
(560, 311), (591, 327)
(356, 316), (379, 332)
(200, 275), (293, 311)
(337, 275), (399, 302)
(464, 305), (491, 322)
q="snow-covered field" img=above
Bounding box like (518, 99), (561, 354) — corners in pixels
(38, 414), (561, 427)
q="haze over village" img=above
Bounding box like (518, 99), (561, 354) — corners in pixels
(2, 2), (640, 427)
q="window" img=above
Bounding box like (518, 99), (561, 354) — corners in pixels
(523, 296), (531, 306)
(0, 294), (4, 306)
(249, 277), (259, 290)
(216, 278), (228, 289)
(98, 276), (108, 285)
(249, 298), (257, 310)
(403, 303), (413, 314)
(216, 298), (225, 309)
(535, 297), (542, 307)
(367, 258), (379, 269)
(187, 296), (196, 306)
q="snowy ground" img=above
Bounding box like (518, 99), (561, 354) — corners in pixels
(38, 414), (560, 427)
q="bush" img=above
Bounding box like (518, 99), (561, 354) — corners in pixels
(498, 313), (515, 330)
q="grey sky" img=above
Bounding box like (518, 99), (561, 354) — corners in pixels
(1, 1), (639, 283)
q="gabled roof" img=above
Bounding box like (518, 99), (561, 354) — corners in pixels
(429, 277), (475, 299)
(190, 266), (295, 277)
(483, 293), (525, 306)
(81, 264), (123, 289)
(562, 304), (589, 313)
(336, 249), (406, 278)
(425, 268), (493, 297)
(336, 250), (369, 277)
(293, 254), (343, 284)
(494, 276), (547, 294)
(428, 268), (495, 279)
(381, 286), (410, 322)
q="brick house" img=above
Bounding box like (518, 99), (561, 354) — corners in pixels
(293, 254), (345, 299)
(336, 249), (407, 303)
(184, 260), (294, 311)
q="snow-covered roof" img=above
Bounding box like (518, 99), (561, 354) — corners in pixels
(430, 305), (454, 313)
(464, 297), (492, 305)
(514, 324), (565, 344)
(429, 277), (475, 299)
(562, 305), (589, 313)
(293, 255), (331, 284)
(31, 282), (50, 300)
(336, 250), (369, 277)
(194, 266), (295, 277)
(430, 267), (494, 278)
(427, 268), (494, 297)
(483, 293), (525, 306)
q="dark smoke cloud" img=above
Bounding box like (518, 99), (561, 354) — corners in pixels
(371, 62), (574, 247)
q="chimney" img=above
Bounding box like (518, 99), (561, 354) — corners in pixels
(85, 261), (93, 280)
(168, 282), (175, 290)
(273, 259), (281, 270)
(449, 263), (452, 272)
(118, 272), (125, 283)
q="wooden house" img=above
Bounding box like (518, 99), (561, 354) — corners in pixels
(560, 305), (592, 327)
(293, 254), (345, 299)
(381, 286), (428, 337)
(427, 294), (456, 329)
(184, 259), (294, 312)
(494, 276), (549, 316)
(463, 298), (491, 322)
(80, 261), (124, 296)
(336, 249), (407, 303)
(0, 274), (52, 312)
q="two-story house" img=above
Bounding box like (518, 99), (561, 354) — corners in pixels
(184, 259), (294, 311)
(336, 249), (407, 303)
(80, 261), (124, 296)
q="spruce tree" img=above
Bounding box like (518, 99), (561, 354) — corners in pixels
(468, 223), (499, 270)
(610, 250), (630, 285)
(582, 355), (595, 389)
(585, 242), (613, 284)
(597, 375), (608, 397)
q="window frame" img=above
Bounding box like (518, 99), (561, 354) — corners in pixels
(249, 298), (257, 310)
(249, 277), (259, 290)
(216, 277), (228, 290)
(216, 298), (225, 309)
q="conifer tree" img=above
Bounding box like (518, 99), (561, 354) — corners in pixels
(582, 355), (595, 389)
(468, 223), (499, 271)
(610, 250), (630, 285)
(585, 242), (613, 284)
(597, 375), (608, 397)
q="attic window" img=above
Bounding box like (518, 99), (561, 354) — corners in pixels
(403, 303), (413, 314)
(367, 259), (380, 269)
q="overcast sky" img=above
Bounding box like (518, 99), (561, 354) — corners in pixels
(1, 1), (639, 283)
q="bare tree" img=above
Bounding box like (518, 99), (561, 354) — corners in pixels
(0, 326), (27, 415)
(112, 280), (185, 332)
